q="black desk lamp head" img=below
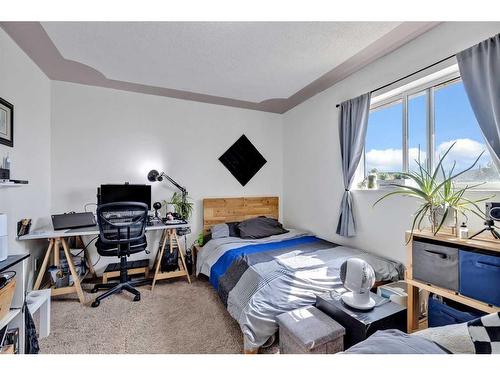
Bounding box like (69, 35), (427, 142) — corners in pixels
(147, 169), (162, 182)
(147, 169), (188, 203)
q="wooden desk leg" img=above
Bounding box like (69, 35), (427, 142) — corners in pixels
(60, 237), (86, 304)
(174, 231), (191, 284)
(33, 239), (55, 290)
(151, 230), (168, 292)
(54, 239), (60, 267)
(407, 284), (419, 333)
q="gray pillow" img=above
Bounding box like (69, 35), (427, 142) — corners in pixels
(237, 217), (288, 239)
(211, 223), (230, 239)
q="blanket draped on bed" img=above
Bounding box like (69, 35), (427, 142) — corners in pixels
(210, 235), (320, 291)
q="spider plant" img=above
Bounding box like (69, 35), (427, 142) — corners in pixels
(373, 142), (490, 239)
(164, 192), (194, 220)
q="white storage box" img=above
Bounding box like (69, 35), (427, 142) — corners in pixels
(377, 281), (427, 316)
(378, 281), (408, 306)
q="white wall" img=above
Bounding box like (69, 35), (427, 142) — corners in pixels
(282, 22), (500, 264)
(51, 81), (283, 272)
(0, 29), (51, 261)
(4, 21), (499, 278)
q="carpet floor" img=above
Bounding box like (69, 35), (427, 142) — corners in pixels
(39, 278), (276, 354)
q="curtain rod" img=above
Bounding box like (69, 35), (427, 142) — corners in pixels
(335, 53), (457, 108)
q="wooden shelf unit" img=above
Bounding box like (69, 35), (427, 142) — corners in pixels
(405, 230), (500, 333)
(406, 229), (500, 254)
(0, 308), (21, 331)
(0, 254), (30, 354)
(406, 277), (498, 313)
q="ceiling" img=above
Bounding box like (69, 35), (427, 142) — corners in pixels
(41, 22), (400, 103)
(1, 22), (439, 113)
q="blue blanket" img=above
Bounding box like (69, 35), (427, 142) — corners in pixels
(209, 235), (319, 290)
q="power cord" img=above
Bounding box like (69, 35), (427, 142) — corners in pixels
(73, 236), (98, 257)
(92, 255), (101, 268)
(84, 203), (97, 213)
(67, 236), (101, 269)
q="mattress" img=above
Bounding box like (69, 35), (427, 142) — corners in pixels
(196, 230), (404, 350)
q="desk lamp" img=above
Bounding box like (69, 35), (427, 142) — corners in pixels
(147, 169), (188, 207)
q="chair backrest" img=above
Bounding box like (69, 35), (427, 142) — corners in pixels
(96, 202), (148, 245)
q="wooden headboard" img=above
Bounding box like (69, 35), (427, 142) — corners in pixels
(203, 196), (279, 233)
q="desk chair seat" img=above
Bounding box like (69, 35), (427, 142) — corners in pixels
(91, 202), (150, 308)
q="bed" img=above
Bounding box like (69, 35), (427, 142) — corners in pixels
(196, 196), (404, 352)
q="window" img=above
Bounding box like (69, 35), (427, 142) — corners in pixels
(408, 91), (427, 172)
(434, 80), (496, 182)
(362, 70), (499, 187)
(365, 100), (403, 177)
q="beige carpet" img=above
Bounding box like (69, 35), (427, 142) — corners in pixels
(39, 278), (276, 354)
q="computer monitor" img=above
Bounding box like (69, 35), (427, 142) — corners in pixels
(98, 184), (152, 209)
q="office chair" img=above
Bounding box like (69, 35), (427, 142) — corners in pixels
(91, 202), (150, 307)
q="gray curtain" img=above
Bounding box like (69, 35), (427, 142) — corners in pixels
(336, 93), (371, 237)
(457, 33), (500, 169)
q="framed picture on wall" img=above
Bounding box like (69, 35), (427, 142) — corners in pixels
(0, 97), (13, 147)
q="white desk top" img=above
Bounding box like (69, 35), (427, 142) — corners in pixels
(18, 222), (190, 240)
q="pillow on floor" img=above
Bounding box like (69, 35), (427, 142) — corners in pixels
(467, 312), (500, 354)
(413, 322), (474, 354)
(344, 329), (450, 354)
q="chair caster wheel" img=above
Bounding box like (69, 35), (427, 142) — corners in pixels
(91, 300), (100, 307)
(133, 295), (140, 302)
(91, 287), (98, 293)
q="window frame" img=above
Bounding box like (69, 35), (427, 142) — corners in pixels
(361, 69), (500, 191)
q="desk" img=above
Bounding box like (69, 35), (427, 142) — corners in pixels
(18, 223), (190, 304)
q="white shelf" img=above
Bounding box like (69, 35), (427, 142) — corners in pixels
(0, 182), (24, 187)
(0, 308), (21, 330)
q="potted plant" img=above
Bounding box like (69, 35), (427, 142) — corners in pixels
(373, 142), (490, 239)
(367, 172), (378, 189)
(164, 192), (194, 221)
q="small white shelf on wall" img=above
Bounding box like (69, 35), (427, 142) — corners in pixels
(0, 182), (28, 187)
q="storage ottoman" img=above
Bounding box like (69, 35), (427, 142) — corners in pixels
(276, 305), (345, 354)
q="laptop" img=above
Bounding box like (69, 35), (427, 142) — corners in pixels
(51, 212), (96, 231)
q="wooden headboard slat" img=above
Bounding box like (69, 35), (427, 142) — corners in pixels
(203, 196), (279, 233)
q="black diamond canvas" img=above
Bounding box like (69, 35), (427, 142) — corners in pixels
(219, 135), (267, 186)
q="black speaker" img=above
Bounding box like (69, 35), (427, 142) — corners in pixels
(486, 202), (500, 221)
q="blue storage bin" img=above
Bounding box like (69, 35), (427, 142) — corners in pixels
(459, 250), (500, 307)
(428, 295), (484, 327)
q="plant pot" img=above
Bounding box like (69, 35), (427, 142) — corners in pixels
(367, 174), (377, 189)
(429, 205), (457, 235)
